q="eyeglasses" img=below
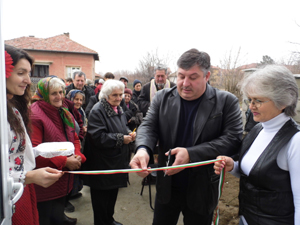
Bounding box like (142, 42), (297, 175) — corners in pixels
(244, 98), (271, 108)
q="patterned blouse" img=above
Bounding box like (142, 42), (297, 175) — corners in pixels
(8, 108), (35, 185)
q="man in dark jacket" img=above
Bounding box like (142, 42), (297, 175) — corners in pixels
(66, 71), (95, 110)
(130, 49), (243, 225)
(138, 64), (176, 117)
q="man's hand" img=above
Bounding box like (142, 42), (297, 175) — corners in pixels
(165, 147), (190, 176)
(130, 149), (151, 178)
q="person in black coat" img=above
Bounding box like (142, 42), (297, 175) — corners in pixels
(124, 88), (143, 161)
(83, 80), (136, 225)
(65, 71), (95, 110)
(130, 49), (242, 225)
(131, 79), (142, 104)
(123, 88), (143, 131)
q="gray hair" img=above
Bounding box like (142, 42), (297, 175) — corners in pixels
(154, 64), (168, 75)
(99, 79), (125, 100)
(86, 79), (93, 86)
(49, 77), (66, 92)
(177, 48), (211, 77)
(241, 65), (298, 117)
(72, 71), (86, 80)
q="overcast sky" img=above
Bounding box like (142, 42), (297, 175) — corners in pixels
(2, 0), (300, 74)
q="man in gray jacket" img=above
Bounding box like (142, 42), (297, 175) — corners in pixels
(130, 49), (243, 225)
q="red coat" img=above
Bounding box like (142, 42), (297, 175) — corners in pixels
(94, 83), (103, 95)
(30, 100), (86, 202)
(12, 184), (39, 225)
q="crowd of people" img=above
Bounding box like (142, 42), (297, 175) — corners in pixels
(4, 44), (300, 225)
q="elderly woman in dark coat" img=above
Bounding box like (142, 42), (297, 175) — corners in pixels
(84, 79), (136, 225)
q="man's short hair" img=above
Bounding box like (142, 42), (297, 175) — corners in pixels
(177, 49), (211, 76)
(104, 72), (115, 79)
(72, 71), (86, 80)
(94, 79), (99, 85)
(154, 64), (168, 75)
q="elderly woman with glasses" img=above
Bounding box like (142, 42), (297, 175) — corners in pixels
(84, 79), (136, 225)
(214, 65), (300, 225)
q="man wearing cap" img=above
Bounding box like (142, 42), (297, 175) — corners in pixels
(119, 76), (129, 88)
(66, 71), (95, 110)
(138, 65), (176, 117)
(132, 79), (142, 104)
(130, 49), (242, 225)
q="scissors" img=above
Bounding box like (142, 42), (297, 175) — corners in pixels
(164, 149), (172, 177)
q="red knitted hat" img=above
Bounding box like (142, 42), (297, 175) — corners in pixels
(124, 88), (132, 96)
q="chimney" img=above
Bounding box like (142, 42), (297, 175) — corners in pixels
(64, 32), (70, 38)
(29, 35), (35, 37)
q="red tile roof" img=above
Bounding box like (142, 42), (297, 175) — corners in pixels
(238, 63), (258, 70)
(5, 33), (99, 60)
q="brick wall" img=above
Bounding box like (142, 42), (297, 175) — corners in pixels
(27, 51), (95, 80)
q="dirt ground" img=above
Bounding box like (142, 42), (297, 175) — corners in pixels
(68, 172), (240, 225)
(216, 173), (240, 225)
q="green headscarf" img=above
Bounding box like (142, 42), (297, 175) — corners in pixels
(32, 77), (74, 128)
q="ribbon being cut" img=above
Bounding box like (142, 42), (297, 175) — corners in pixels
(67, 158), (225, 225)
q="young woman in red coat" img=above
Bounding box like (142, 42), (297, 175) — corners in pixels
(5, 45), (63, 225)
(30, 77), (86, 225)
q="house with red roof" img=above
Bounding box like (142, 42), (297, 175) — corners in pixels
(5, 33), (99, 83)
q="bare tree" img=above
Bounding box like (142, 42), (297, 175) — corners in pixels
(134, 49), (174, 84)
(217, 47), (245, 101)
(114, 70), (132, 80)
(287, 21), (300, 73)
(278, 54), (300, 74)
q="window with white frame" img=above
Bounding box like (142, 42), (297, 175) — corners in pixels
(66, 66), (81, 78)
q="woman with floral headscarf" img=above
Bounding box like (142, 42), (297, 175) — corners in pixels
(30, 77), (86, 225)
(5, 44), (63, 225)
